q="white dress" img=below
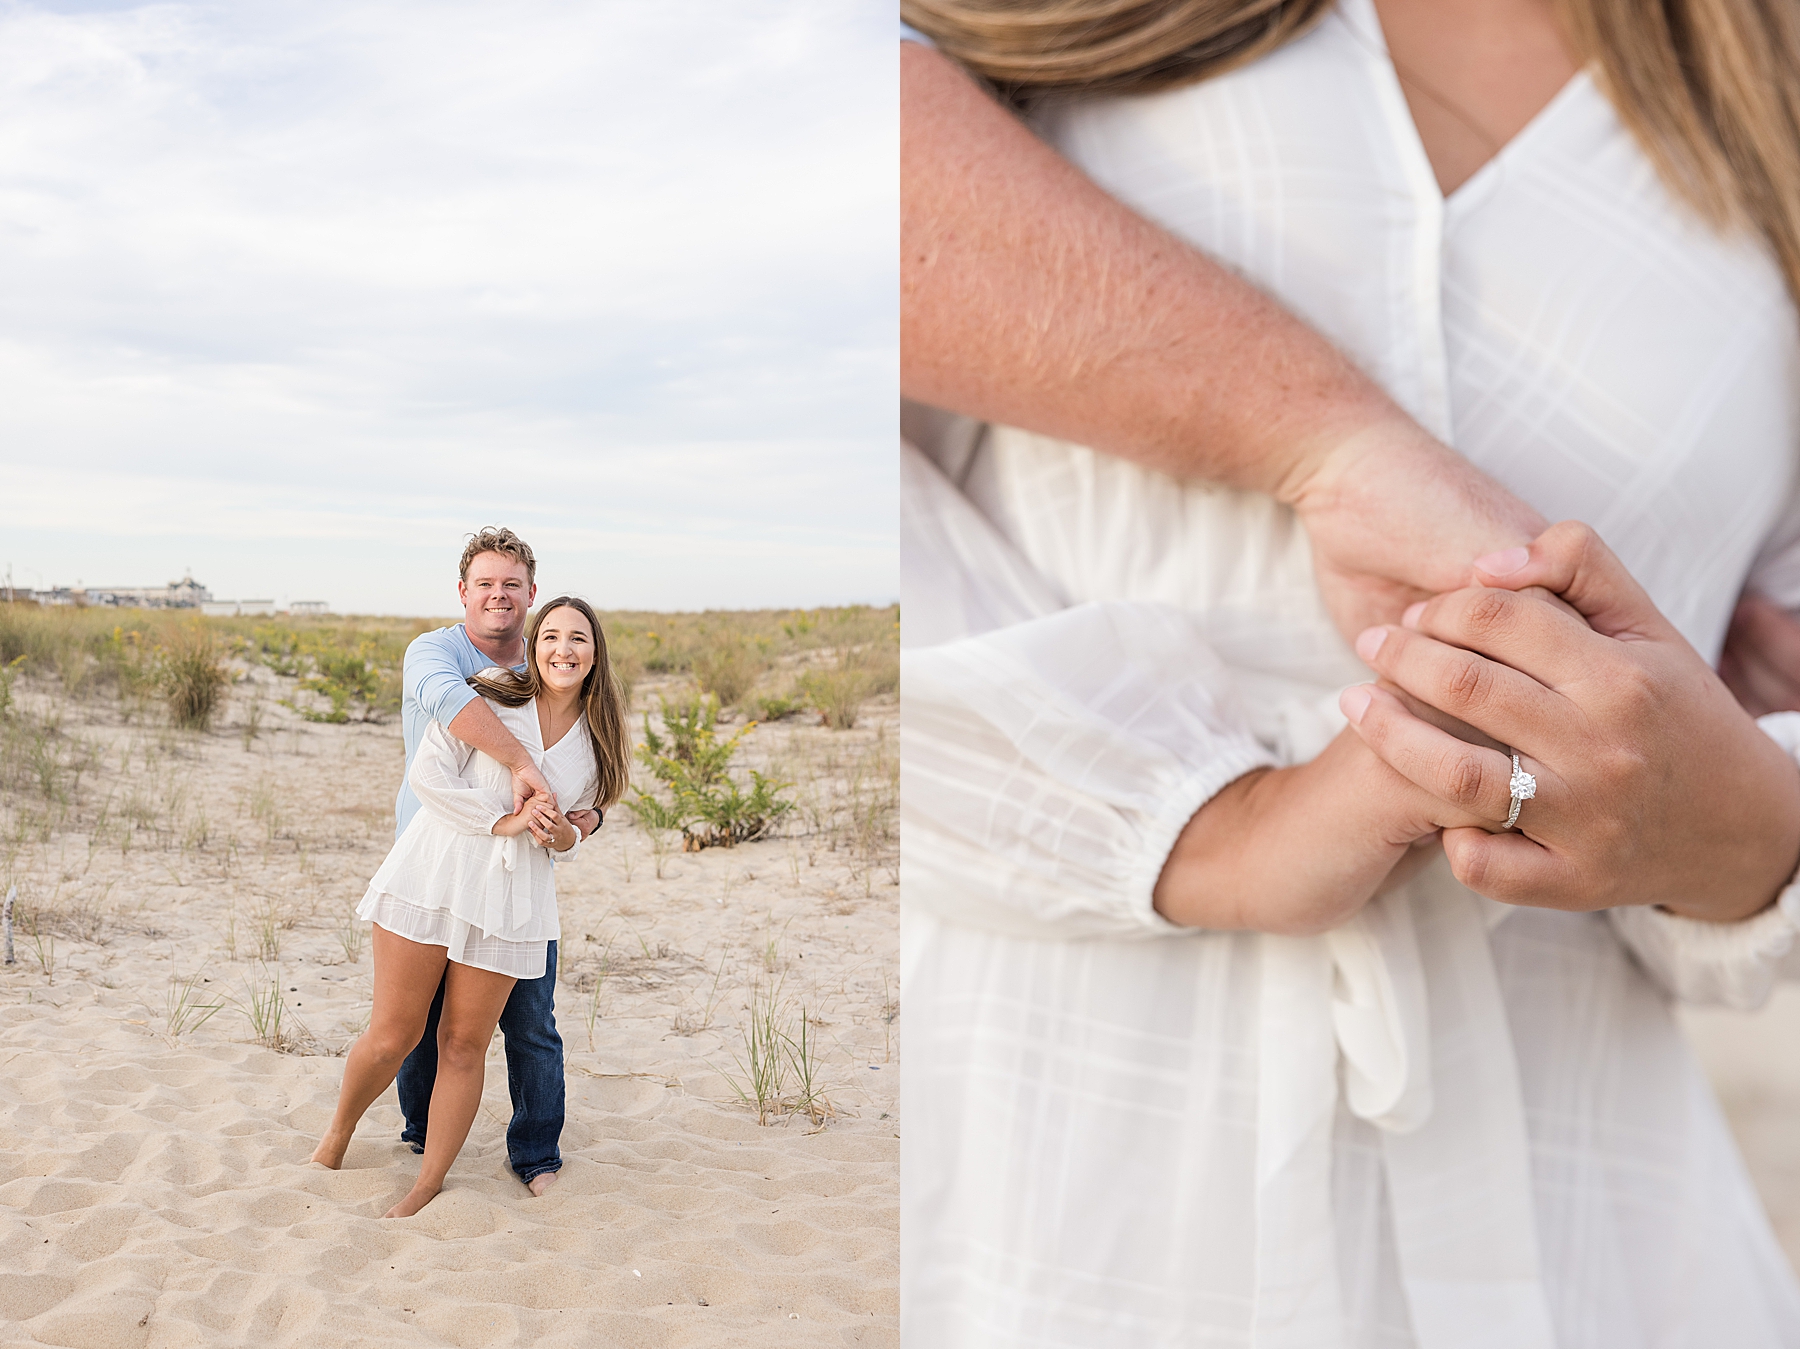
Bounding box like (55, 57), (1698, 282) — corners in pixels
(357, 694), (596, 980)
(901, 2), (1800, 1345)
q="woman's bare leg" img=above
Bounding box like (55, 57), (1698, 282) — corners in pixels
(384, 960), (516, 1218)
(311, 925), (447, 1168)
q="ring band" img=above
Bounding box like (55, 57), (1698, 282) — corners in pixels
(1505, 750), (1537, 830)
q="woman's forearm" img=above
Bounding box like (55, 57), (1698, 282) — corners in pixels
(901, 42), (1414, 504)
(1152, 734), (1427, 935)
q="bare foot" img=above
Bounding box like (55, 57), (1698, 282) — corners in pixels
(310, 1130), (352, 1169)
(383, 1184), (441, 1218)
(527, 1170), (561, 1197)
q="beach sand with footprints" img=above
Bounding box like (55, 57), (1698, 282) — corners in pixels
(0, 653), (898, 1347)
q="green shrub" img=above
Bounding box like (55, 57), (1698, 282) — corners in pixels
(291, 650), (395, 723)
(624, 694), (794, 849)
(681, 770), (794, 849)
(646, 694), (739, 782)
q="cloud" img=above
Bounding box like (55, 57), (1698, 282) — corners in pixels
(0, 0), (896, 614)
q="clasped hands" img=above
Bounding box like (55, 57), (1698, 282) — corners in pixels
(1155, 519), (1800, 935)
(492, 771), (596, 853)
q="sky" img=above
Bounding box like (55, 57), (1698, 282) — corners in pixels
(0, 0), (896, 616)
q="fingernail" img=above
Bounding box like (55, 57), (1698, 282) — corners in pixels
(1354, 627), (1388, 661)
(1401, 601), (1426, 629)
(1475, 546), (1529, 576)
(1339, 684), (1374, 725)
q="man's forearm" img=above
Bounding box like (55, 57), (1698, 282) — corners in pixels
(446, 699), (531, 774)
(901, 42), (1411, 503)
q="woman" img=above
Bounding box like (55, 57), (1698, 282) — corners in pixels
(311, 597), (629, 1218)
(902, 0), (1800, 1343)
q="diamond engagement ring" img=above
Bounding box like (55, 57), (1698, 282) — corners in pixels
(1505, 751), (1537, 830)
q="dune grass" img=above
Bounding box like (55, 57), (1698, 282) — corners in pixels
(0, 600), (898, 725)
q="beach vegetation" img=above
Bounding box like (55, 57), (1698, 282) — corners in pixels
(728, 976), (790, 1126)
(165, 964), (226, 1038)
(159, 625), (230, 730)
(603, 604), (895, 696)
(240, 968), (284, 1047)
(581, 936), (614, 1049)
(336, 908), (364, 963)
(690, 631), (769, 708)
(231, 966), (317, 1052)
(798, 643), (899, 731)
(0, 654), (24, 718)
(744, 688), (806, 722)
(239, 690), (265, 749)
(29, 925), (55, 983)
(286, 650), (400, 724)
(626, 694), (795, 850)
(723, 972), (834, 1128)
(0, 601), (896, 731)
(671, 951), (728, 1036)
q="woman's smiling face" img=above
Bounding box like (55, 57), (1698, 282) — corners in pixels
(535, 606), (595, 695)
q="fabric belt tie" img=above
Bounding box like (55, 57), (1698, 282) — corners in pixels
(1252, 871), (1557, 1349)
(483, 834), (532, 936)
(1250, 695), (1556, 1349)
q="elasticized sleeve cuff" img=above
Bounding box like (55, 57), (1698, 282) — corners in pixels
(1606, 711), (1800, 1010)
(1608, 886), (1800, 1011)
(1122, 743), (1281, 932)
(901, 602), (1279, 940)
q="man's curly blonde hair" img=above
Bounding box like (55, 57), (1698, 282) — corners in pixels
(458, 526), (536, 584)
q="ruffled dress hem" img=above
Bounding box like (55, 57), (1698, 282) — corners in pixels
(356, 889), (548, 979)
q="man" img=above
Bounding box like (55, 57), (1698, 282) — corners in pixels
(392, 525), (598, 1196)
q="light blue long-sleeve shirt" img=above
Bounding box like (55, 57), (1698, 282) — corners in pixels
(395, 624), (524, 838)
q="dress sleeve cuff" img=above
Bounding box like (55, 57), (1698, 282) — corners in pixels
(1124, 743), (1278, 931)
(1606, 711), (1800, 1010)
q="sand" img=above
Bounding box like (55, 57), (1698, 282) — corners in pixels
(1681, 988), (1800, 1275)
(0, 670), (898, 1347)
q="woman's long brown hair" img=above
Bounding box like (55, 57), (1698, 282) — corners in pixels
(903, 0), (1800, 308)
(468, 596), (631, 810)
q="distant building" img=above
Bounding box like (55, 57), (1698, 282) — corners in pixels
(5, 575), (325, 617)
(78, 574), (212, 609)
(5, 587), (78, 607)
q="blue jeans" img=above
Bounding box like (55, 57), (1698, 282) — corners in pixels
(396, 939), (564, 1185)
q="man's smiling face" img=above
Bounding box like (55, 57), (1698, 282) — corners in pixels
(459, 550), (535, 647)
